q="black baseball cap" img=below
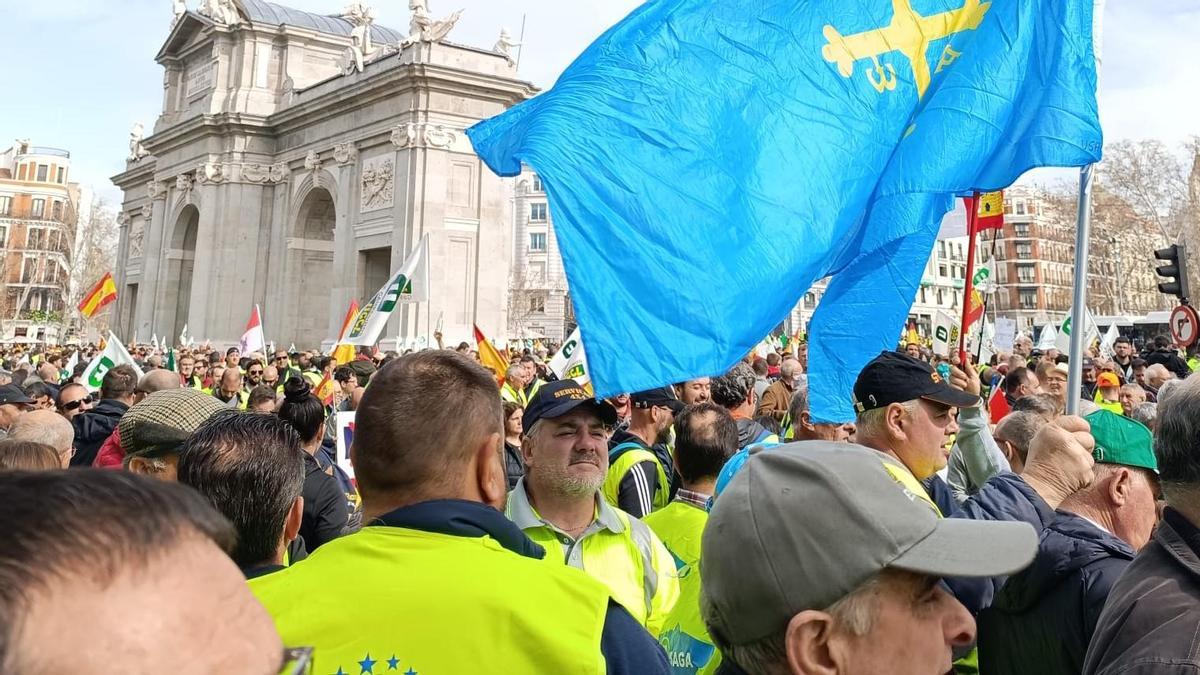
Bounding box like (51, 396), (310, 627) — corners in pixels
(0, 384), (33, 405)
(523, 379), (618, 430)
(852, 350), (979, 413)
(630, 386), (685, 415)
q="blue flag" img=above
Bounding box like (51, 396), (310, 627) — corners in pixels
(468, 0), (1102, 421)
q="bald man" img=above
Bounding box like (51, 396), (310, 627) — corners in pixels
(138, 369), (183, 402)
(9, 409), (75, 468)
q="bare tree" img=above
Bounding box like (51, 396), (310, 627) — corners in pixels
(68, 197), (119, 330)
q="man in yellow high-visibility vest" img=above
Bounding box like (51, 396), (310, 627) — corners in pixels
(509, 379), (680, 635)
(252, 353), (670, 674)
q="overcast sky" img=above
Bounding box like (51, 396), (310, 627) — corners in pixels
(2, 0), (1195, 204)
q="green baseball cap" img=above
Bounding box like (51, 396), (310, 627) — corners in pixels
(1085, 409), (1158, 473)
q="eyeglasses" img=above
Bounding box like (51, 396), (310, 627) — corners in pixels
(279, 646), (314, 675)
(274, 355), (289, 361)
(60, 395), (93, 412)
(249, 370), (263, 375)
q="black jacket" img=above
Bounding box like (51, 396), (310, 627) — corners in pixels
(71, 399), (129, 467)
(300, 452), (349, 552)
(504, 441), (524, 491)
(1084, 508), (1200, 674)
(1144, 348), (1191, 380)
(979, 510), (1134, 675)
(607, 428), (673, 518)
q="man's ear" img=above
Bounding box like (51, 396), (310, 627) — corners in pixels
(284, 496), (304, 542)
(785, 610), (843, 675)
(475, 432), (507, 510)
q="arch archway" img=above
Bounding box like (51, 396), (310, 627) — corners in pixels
(288, 187), (336, 347)
(162, 205), (198, 342)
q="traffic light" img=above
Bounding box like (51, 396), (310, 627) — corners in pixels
(1155, 244), (1191, 302)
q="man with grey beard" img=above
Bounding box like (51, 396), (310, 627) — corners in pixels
(506, 379), (680, 635)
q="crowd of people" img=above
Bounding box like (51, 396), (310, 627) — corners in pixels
(1, 328), (1199, 674)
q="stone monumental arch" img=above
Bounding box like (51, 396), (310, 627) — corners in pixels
(111, 0), (535, 349)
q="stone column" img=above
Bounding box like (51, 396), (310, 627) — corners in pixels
(112, 211), (130, 338)
(328, 141), (360, 348)
(134, 180), (168, 342)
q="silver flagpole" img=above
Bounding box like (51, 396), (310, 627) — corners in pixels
(1065, 164), (1095, 416)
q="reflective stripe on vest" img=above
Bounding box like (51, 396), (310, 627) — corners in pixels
(251, 526), (610, 675)
(604, 443), (671, 512)
(522, 506), (680, 634)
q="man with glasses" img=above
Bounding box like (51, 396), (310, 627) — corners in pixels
(605, 386), (685, 517)
(246, 363), (265, 389)
(273, 351), (300, 383)
(56, 382), (92, 421)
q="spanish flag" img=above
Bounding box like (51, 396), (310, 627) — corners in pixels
(473, 324), (510, 385)
(332, 300), (360, 366)
(314, 371), (337, 407)
(969, 191), (1005, 232)
(78, 272), (117, 319)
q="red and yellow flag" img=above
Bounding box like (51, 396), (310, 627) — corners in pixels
(332, 299), (360, 366)
(969, 191), (1005, 232)
(78, 272), (117, 319)
(473, 324), (510, 385)
(314, 371), (337, 406)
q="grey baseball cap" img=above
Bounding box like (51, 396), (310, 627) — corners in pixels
(701, 442), (1037, 646)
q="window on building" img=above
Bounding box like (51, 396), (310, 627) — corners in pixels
(530, 203), (548, 222)
(20, 257), (36, 283)
(532, 174), (543, 192)
(31, 199), (45, 219)
(1017, 265), (1035, 283)
(936, 289), (945, 305)
(0, 196), (9, 216)
(51, 201), (63, 221)
(528, 294), (546, 314)
(955, 243), (963, 259)
(938, 242), (946, 257)
(36, 165), (48, 182)
(27, 228), (41, 249)
(1019, 289), (1037, 309)
(919, 288), (927, 304)
(938, 264), (947, 277)
(1015, 200), (1027, 215)
(56, 167), (65, 184)
(1015, 243), (1032, 260)
(0, 226), (8, 248)
(1014, 222), (1029, 237)
(529, 232), (547, 251)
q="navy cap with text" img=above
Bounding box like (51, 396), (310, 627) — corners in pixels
(522, 379), (618, 430)
(852, 350), (979, 413)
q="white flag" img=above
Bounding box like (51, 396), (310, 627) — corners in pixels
(81, 332), (145, 392)
(64, 349), (79, 376)
(1037, 323), (1058, 351)
(932, 310), (960, 357)
(180, 324), (189, 347)
(549, 327), (592, 391)
(1055, 308), (1099, 355)
(1099, 323), (1120, 360)
(344, 235), (429, 346)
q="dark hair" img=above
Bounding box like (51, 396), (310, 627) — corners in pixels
(1012, 393), (1061, 418)
(1132, 357), (1148, 369)
(21, 380), (50, 402)
(1155, 335), (1171, 350)
(100, 364), (139, 400)
(674, 403), (738, 484)
(353, 351), (502, 504)
(10, 370), (27, 388)
(502, 400), (523, 420)
(1155, 379), (1200, 500)
(751, 359), (768, 377)
(519, 355), (535, 365)
(333, 366), (355, 383)
(766, 353), (781, 367)
(0, 470), (233, 668)
(178, 411), (305, 568)
(247, 386), (277, 409)
(1002, 367), (1031, 395)
(312, 356), (332, 373)
(1114, 336), (1131, 346)
(277, 378), (324, 443)
(226, 347), (240, 356)
(754, 415), (782, 436)
(0, 440), (59, 471)
(710, 363), (757, 409)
